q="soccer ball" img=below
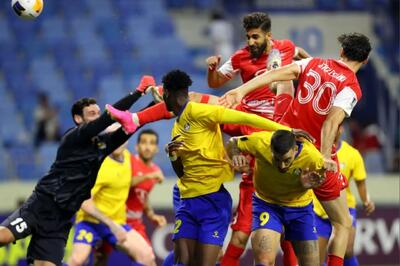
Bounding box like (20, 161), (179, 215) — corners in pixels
(11, 0), (43, 19)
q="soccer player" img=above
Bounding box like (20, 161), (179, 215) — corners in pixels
(0, 76), (155, 266)
(205, 12), (309, 265)
(313, 126), (375, 266)
(226, 130), (326, 265)
(127, 129), (167, 244)
(68, 124), (155, 266)
(220, 32), (372, 266)
(106, 69), (309, 266)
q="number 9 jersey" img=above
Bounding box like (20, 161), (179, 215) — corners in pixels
(280, 57), (362, 149)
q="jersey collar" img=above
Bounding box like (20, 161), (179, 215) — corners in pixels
(177, 101), (189, 122)
(294, 142), (303, 159)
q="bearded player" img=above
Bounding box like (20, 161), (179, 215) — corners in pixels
(220, 32), (372, 266)
(205, 12), (309, 265)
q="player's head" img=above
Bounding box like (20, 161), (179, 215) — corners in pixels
(338, 33), (371, 63)
(71, 98), (100, 125)
(136, 129), (159, 162)
(242, 12), (272, 59)
(270, 130), (298, 173)
(162, 69), (192, 114)
(105, 123), (128, 157)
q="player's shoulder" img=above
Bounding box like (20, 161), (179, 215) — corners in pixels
(234, 46), (249, 56)
(272, 39), (295, 50)
(301, 140), (322, 158)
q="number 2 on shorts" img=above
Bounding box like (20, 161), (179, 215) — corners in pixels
(173, 219), (182, 234)
(259, 212), (270, 226)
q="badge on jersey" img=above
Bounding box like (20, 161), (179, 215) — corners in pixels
(184, 122), (190, 132)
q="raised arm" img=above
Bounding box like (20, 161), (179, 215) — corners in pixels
(206, 55), (231, 88)
(74, 76), (155, 141)
(219, 63), (300, 108)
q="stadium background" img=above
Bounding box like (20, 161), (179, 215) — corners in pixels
(0, 0), (398, 265)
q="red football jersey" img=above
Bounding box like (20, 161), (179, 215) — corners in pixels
(219, 39), (296, 119)
(126, 155), (160, 223)
(280, 58), (362, 148)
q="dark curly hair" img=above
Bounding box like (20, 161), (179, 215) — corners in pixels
(271, 130), (296, 157)
(162, 69), (193, 92)
(71, 97), (97, 125)
(242, 12), (271, 32)
(338, 33), (372, 62)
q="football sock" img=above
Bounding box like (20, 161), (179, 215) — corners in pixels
(344, 256), (359, 266)
(221, 243), (244, 266)
(327, 254), (344, 266)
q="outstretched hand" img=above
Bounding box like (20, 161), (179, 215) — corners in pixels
(218, 89), (243, 109)
(165, 135), (184, 160)
(300, 168), (325, 189)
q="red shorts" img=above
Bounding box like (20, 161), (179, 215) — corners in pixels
(274, 93), (293, 122)
(222, 104), (268, 136)
(127, 219), (151, 244)
(230, 179), (255, 235)
(313, 154), (348, 201)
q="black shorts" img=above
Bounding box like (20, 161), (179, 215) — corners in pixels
(1, 191), (74, 265)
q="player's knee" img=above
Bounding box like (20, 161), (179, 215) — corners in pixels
(231, 231), (249, 249)
(131, 247), (155, 266)
(331, 212), (352, 232)
(68, 253), (88, 266)
(0, 226), (15, 246)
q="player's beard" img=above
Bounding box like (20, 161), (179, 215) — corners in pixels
(249, 41), (267, 59)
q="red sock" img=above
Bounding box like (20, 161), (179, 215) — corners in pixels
(327, 254), (344, 266)
(136, 102), (173, 126)
(281, 240), (298, 266)
(221, 243), (244, 266)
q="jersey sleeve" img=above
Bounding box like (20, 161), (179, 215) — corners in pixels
(294, 58), (313, 74)
(332, 86), (359, 117)
(237, 132), (269, 157)
(304, 143), (324, 172)
(218, 57), (239, 79)
(280, 39), (296, 66)
(351, 150), (367, 181)
(188, 102), (226, 126)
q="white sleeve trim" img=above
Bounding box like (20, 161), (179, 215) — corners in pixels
(333, 86), (358, 117)
(218, 58), (238, 79)
(294, 57), (313, 74)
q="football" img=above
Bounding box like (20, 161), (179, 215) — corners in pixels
(11, 0), (43, 19)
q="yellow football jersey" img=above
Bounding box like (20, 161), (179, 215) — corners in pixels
(76, 149), (132, 224)
(313, 141), (367, 218)
(172, 102), (289, 198)
(237, 131), (324, 207)
(172, 102), (233, 198)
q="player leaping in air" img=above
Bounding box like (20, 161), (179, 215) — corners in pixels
(220, 32), (372, 266)
(106, 69), (313, 266)
(0, 76), (156, 266)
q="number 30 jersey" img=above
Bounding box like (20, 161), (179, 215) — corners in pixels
(280, 58), (362, 149)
